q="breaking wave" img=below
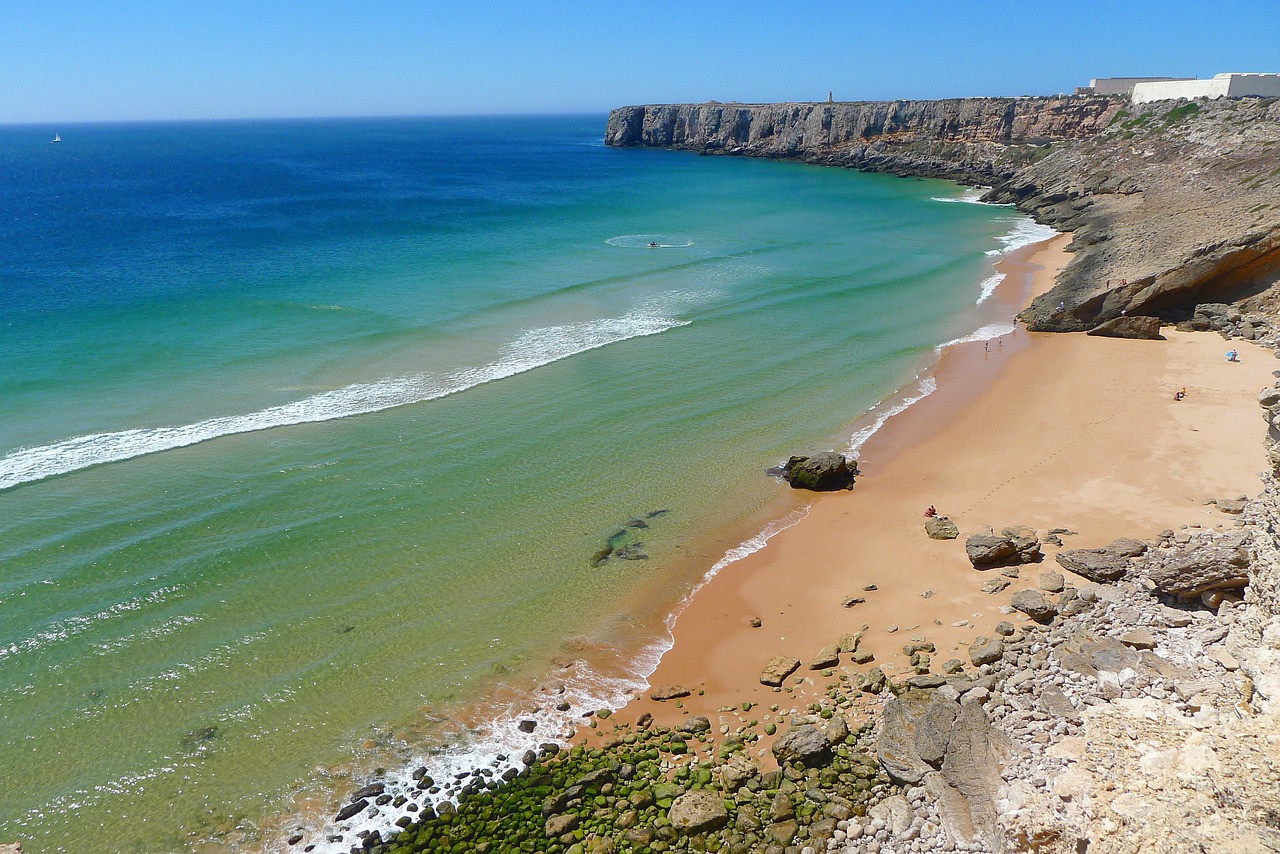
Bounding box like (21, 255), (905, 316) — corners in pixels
(0, 308), (690, 491)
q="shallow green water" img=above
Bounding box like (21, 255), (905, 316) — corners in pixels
(0, 116), (1034, 851)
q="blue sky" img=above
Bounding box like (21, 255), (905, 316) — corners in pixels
(4, 0), (1279, 123)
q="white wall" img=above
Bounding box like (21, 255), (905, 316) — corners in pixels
(1090, 77), (1190, 95)
(1132, 73), (1280, 104)
(1226, 74), (1280, 98)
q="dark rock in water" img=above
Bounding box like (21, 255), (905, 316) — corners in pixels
(351, 783), (385, 801)
(614, 545), (649, 560)
(335, 799), (368, 822)
(646, 509), (669, 518)
(336, 624), (355, 634)
(590, 545), (613, 567)
(770, 451), (858, 491)
(518, 719), (537, 733)
(925, 516), (960, 540)
(1086, 315), (1163, 339)
(627, 518), (649, 529)
(181, 725), (220, 749)
(771, 724), (833, 767)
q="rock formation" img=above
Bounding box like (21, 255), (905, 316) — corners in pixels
(769, 451), (859, 491)
(607, 97), (1280, 334)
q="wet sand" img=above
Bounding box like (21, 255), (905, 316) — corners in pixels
(594, 234), (1275, 759)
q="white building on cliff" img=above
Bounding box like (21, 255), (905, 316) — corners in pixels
(1076, 77), (1192, 96)
(1131, 73), (1280, 104)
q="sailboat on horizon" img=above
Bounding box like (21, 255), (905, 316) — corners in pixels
(51, 133), (61, 143)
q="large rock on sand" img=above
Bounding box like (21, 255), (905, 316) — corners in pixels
(1086, 316), (1163, 339)
(770, 452), (858, 491)
(1056, 537), (1147, 582)
(1010, 589), (1058, 622)
(760, 656), (801, 687)
(925, 516), (960, 540)
(965, 528), (1040, 568)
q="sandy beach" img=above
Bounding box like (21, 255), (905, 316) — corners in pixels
(598, 233), (1276, 757)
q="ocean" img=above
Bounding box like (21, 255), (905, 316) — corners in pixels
(0, 115), (1050, 852)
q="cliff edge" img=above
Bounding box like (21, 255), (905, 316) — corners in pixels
(606, 98), (1280, 332)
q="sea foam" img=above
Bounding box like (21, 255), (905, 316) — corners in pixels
(0, 308), (689, 491)
(986, 218), (1058, 256)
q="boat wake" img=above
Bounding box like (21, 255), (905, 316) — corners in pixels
(0, 307), (690, 491)
(606, 234), (694, 249)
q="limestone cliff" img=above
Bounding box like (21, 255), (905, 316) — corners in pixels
(605, 97), (1121, 186)
(606, 98), (1280, 332)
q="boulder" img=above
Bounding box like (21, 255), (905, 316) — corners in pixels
(1086, 315), (1163, 339)
(759, 656), (801, 687)
(772, 724), (833, 766)
(939, 702), (1010, 850)
(1038, 570), (1066, 593)
(1010, 589), (1057, 622)
(925, 516), (960, 540)
(809, 644), (841, 669)
(1145, 539), (1250, 598)
(966, 528), (1041, 567)
(771, 452), (858, 491)
(668, 789), (728, 834)
(545, 813), (580, 838)
(1001, 527), (1043, 563)
(679, 716), (711, 734)
(335, 799), (369, 822)
(1055, 538), (1143, 582)
(719, 757), (759, 792)
(877, 691), (958, 783)
(968, 636), (1004, 666)
(965, 534), (1018, 568)
(649, 685), (690, 701)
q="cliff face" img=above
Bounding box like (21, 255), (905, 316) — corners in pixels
(606, 98), (1121, 186)
(606, 98), (1280, 331)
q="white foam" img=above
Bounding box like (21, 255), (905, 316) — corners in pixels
(846, 376), (939, 455)
(985, 218), (1058, 256)
(930, 187), (992, 204)
(938, 321), (1017, 350)
(975, 273), (1005, 304)
(0, 308), (690, 491)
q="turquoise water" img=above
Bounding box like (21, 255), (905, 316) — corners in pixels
(0, 116), (1032, 852)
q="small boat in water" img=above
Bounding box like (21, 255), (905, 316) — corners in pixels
(51, 133), (61, 144)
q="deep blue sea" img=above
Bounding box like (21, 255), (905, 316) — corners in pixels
(0, 115), (1048, 852)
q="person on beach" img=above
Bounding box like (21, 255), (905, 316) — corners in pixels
(1227, 350), (1240, 362)
(1175, 388), (1186, 401)
(924, 505), (937, 517)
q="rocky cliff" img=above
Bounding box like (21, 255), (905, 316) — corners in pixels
(606, 98), (1280, 332)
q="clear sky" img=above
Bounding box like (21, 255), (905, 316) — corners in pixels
(4, 0), (1279, 123)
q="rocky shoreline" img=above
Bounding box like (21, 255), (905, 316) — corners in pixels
(279, 301), (1280, 853)
(606, 97), (1280, 337)
(250, 106), (1280, 853)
